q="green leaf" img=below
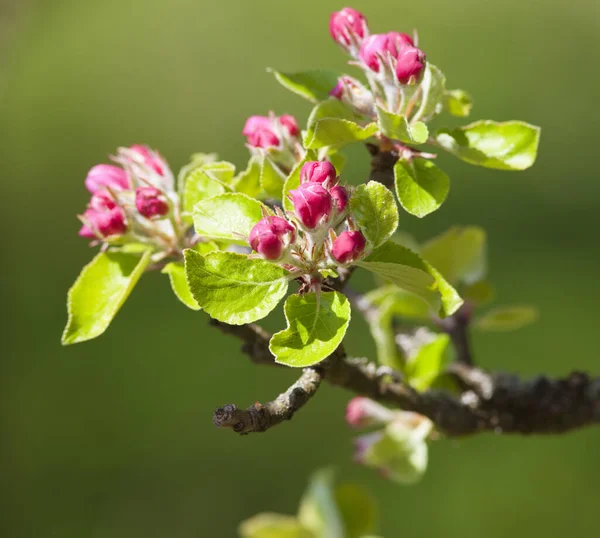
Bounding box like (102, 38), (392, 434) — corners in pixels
(62, 250), (151, 345)
(304, 99), (376, 149)
(239, 514), (315, 538)
(420, 226), (487, 285)
(363, 293), (403, 370)
(363, 420), (432, 485)
(475, 306), (538, 332)
(411, 63), (446, 123)
(334, 484), (378, 538)
(162, 261), (200, 310)
(356, 241), (463, 318)
(394, 158), (450, 218)
(184, 250), (290, 325)
(376, 107), (428, 145)
(177, 152), (219, 192)
(233, 156), (263, 198)
(462, 279), (495, 306)
(282, 150), (319, 212)
(435, 120), (541, 170)
(182, 165), (230, 219)
(443, 89), (473, 117)
(405, 334), (452, 391)
(269, 68), (342, 103)
(350, 181), (399, 248)
(270, 291), (351, 367)
(193, 193), (269, 245)
(366, 286), (430, 320)
(260, 155), (287, 200)
(298, 469), (345, 538)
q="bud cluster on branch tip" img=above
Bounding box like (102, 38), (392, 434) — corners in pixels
(329, 7), (369, 56)
(359, 31), (426, 84)
(78, 144), (183, 247)
(242, 113), (299, 149)
(247, 160), (367, 290)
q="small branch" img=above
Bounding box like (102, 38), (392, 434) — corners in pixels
(213, 367), (324, 434)
(436, 304), (474, 365)
(366, 143), (398, 189)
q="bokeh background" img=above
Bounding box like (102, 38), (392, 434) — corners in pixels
(2, 0), (600, 536)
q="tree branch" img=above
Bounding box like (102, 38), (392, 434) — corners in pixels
(212, 319), (600, 437)
(212, 367), (324, 434)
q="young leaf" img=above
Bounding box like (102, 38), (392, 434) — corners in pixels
(394, 158), (450, 218)
(420, 226), (487, 285)
(411, 63), (446, 123)
(182, 165), (228, 219)
(233, 156), (263, 198)
(270, 291), (351, 367)
(260, 155), (287, 200)
(269, 68), (342, 103)
(184, 250), (290, 325)
(162, 261), (200, 310)
(304, 118), (378, 150)
(239, 513), (315, 538)
(443, 89), (473, 117)
(193, 192), (269, 245)
(376, 107), (428, 145)
(176, 152), (218, 192)
(362, 293), (404, 370)
(298, 469), (345, 538)
(475, 306), (538, 332)
(435, 120), (541, 170)
(334, 484), (379, 538)
(350, 181), (399, 248)
(62, 250), (152, 345)
(405, 334), (452, 391)
(356, 241), (463, 318)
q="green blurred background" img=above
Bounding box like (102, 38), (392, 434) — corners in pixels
(2, 0), (600, 536)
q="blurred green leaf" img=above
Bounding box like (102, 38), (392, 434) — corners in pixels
(270, 291), (350, 367)
(357, 241), (463, 317)
(412, 63), (446, 123)
(298, 469), (345, 538)
(443, 89), (473, 117)
(184, 250), (289, 325)
(239, 513), (315, 538)
(162, 261), (200, 310)
(350, 181), (399, 248)
(394, 158), (450, 218)
(62, 250), (151, 345)
(260, 155), (287, 200)
(475, 305), (539, 331)
(334, 483), (379, 538)
(405, 334), (452, 391)
(420, 226), (487, 285)
(269, 68), (342, 103)
(435, 120), (541, 170)
(462, 279), (495, 306)
(234, 156), (264, 198)
(193, 192), (269, 245)
(376, 107), (428, 145)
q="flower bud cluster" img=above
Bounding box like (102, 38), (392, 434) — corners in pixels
(248, 161), (367, 290)
(346, 397), (433, 482)
(328, 8), (428, 121)
(77, 145), (189, 256)
(242, 112), (302, 172)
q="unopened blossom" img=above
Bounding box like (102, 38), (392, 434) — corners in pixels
(300, 161), (337, 187)
(289, 182), (332, 229)
(329, 185), (349, 213)
(249, 216), (296, 260)
(329, 7), (369, 53)
(332, 230), (366, 264)
(135, 186), (170, 219)
(85, 164), (130, 194)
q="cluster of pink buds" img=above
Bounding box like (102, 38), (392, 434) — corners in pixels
(77, 145), (187, 256)
(242, 113), (302, 172)
(248, 161), (367, 289)
(329, 8), (427, 116)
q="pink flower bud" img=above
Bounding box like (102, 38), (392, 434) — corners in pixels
(279, 114), (300, 137)
(346, 396), (396, 428)
(242, 115), (272, 137)
(332, 230), (366, 264)
(80, 207), (127, 239)
(249, 216), (296, 260)
(395, 46), (426, 84)
(300, 161), (337, 187)
(247, 128), (281, 149)
(135, 186), (170, 219)
(85, 164), (130, 194)
(289, 183), (332, 229)
(89, 190), (117, 212)
(359, 32), (413, 73)
(329, 8), (368, 50)
(330, 185), (349, 213)
(330, 76), (375, 117)
(130, 144), (165, 176)
(353, 431), (383, 464)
